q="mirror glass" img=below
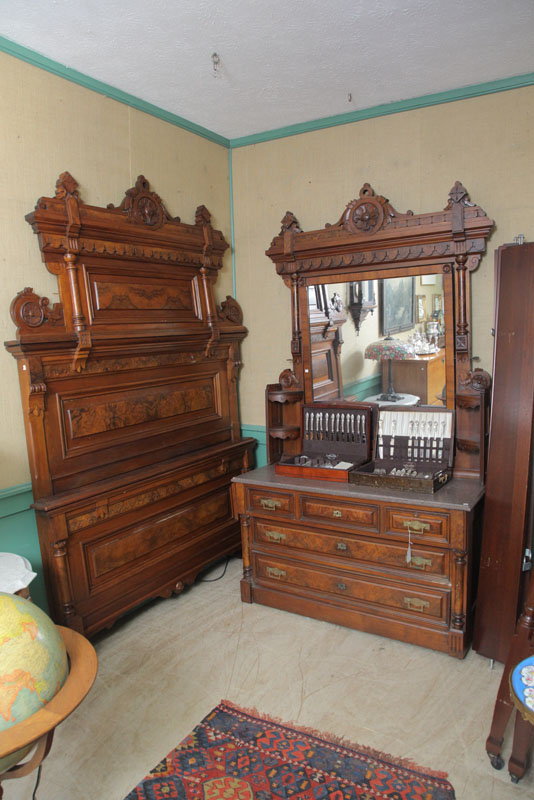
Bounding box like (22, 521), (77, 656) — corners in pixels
(309, 274), (446, 407)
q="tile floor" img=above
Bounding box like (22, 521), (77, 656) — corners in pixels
(5, 557), (532, 799)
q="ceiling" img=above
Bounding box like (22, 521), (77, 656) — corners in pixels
(2, 0), (533, 140)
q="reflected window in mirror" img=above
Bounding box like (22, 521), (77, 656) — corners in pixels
(308, 273), (446, 407)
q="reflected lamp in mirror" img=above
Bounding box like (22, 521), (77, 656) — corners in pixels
(365, 336), (415, 402)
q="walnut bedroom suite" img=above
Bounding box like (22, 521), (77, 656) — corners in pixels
(0, 3), (533, 799)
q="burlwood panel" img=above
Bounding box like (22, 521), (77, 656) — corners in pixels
(65, 452), (245, 534)
(44, 363), (231, 491)
(87, 490), (231, 582)
(299, 495), (379, 531)
(83, 262), (203, 327)
(253, 554), (449, 622)
(253, 519), (449, 579)
(383, 507), (450, 545)
(247, 488), (294, 517)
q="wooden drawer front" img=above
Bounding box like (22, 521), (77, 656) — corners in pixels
(384, 508), (449, 544)
(300, 495), (379, 532)
(253, 520), (448, 578)
(86, 489), (231, 582)
(248, 489), (294, 517)
(254, 556), (448, 621)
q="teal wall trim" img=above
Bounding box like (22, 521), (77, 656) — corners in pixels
(343, 373), (382, 400)
(2, 35), (532, 153)
(241, 425), (267, 469)
(229, 149), (237, 297)
(229, 72), (534, 148)
(0, 483), (48, 612)
(0, 35), (230, 148)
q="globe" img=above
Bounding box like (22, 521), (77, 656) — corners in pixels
(0, 592), (69, 773)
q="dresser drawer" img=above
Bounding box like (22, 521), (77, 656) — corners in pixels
(299, 495), (379, 532)
(247, 488), (294, 517)
(384, 507), (450, 545)
(254, 555), (448, 622)
(253, 519), (448, 579)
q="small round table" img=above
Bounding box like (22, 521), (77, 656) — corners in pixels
(363, 393), (420, 407)
(506, 655), (534, 783)
(0, 626), (98, 797)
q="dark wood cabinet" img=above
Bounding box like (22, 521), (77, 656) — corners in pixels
(5, 173), (255, 637)
(382, 351), (446, 405)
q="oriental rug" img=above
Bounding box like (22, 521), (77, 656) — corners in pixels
(124, 700), (455, 800)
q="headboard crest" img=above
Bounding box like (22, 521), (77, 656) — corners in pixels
(327, 183), (413, 234)
(107, 174), (180, 229)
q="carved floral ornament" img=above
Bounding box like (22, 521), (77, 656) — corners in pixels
(107, 175), (180, 229)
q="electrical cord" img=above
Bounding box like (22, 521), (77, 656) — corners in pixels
(32, 764), (42, 799)
(198, 556), (230, 582)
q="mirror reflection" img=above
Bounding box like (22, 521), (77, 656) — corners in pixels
(309, 274), (446, 407)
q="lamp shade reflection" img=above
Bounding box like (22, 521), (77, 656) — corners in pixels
(365, 336), (415, 402)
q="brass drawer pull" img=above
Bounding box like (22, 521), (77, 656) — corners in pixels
(404, 597), (430, 612)
(336, 541), (348, 551)
(266, 567), (286, 579)
(409, 555), (433, 570)
(332, 509), (343, 518)
(265, 530), (287, 544)
(260, 498), (282, 510)
(337, 582), (348, 591)
(402, 519), (430, 533)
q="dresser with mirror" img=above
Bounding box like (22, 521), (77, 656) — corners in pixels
(232, 182), (494, 657)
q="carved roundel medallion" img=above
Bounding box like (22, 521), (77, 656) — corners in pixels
(134, 194), (164, 227)
(20, 300), (45, 327)
(345, 194), (384, 235)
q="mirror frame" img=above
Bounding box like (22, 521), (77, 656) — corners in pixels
(265, 183), (494, 481)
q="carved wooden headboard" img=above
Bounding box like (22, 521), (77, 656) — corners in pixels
(6, 173), (254, 635)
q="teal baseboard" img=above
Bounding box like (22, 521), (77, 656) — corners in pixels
(241, 425), (267, 468)
(343, 374), (382, 400)
(0, 483), (48, 612)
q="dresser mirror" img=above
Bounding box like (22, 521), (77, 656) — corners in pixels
(307, 270), (451, 409)
(265, 182), (494, 480)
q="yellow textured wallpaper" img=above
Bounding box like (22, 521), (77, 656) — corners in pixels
(232, 86), (534, 426)
(1, 48), (533, 490)
(0, 52), (231, 488)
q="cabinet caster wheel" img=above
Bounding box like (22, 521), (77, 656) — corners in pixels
(510, 774), (520, 784)
(488, 753), (504, 770)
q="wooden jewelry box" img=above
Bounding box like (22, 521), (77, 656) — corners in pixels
(275, 402), (375, 482)
(349, 406), (454, 493)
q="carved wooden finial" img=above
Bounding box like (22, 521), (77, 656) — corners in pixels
(446, 181), (474, 209)
(195, 205), (212, 226)
(279, 212), (302, 235)
(55, 172), (79, 199)
(108, 175), (180, 228)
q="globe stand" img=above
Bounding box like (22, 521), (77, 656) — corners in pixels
(0, 626), (97, 797)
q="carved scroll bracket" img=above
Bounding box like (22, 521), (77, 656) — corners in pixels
(10, 287), (64, 336)
(217, 296), (244, 326)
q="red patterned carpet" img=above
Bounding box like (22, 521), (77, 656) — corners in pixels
(124, 700), (455, 800)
